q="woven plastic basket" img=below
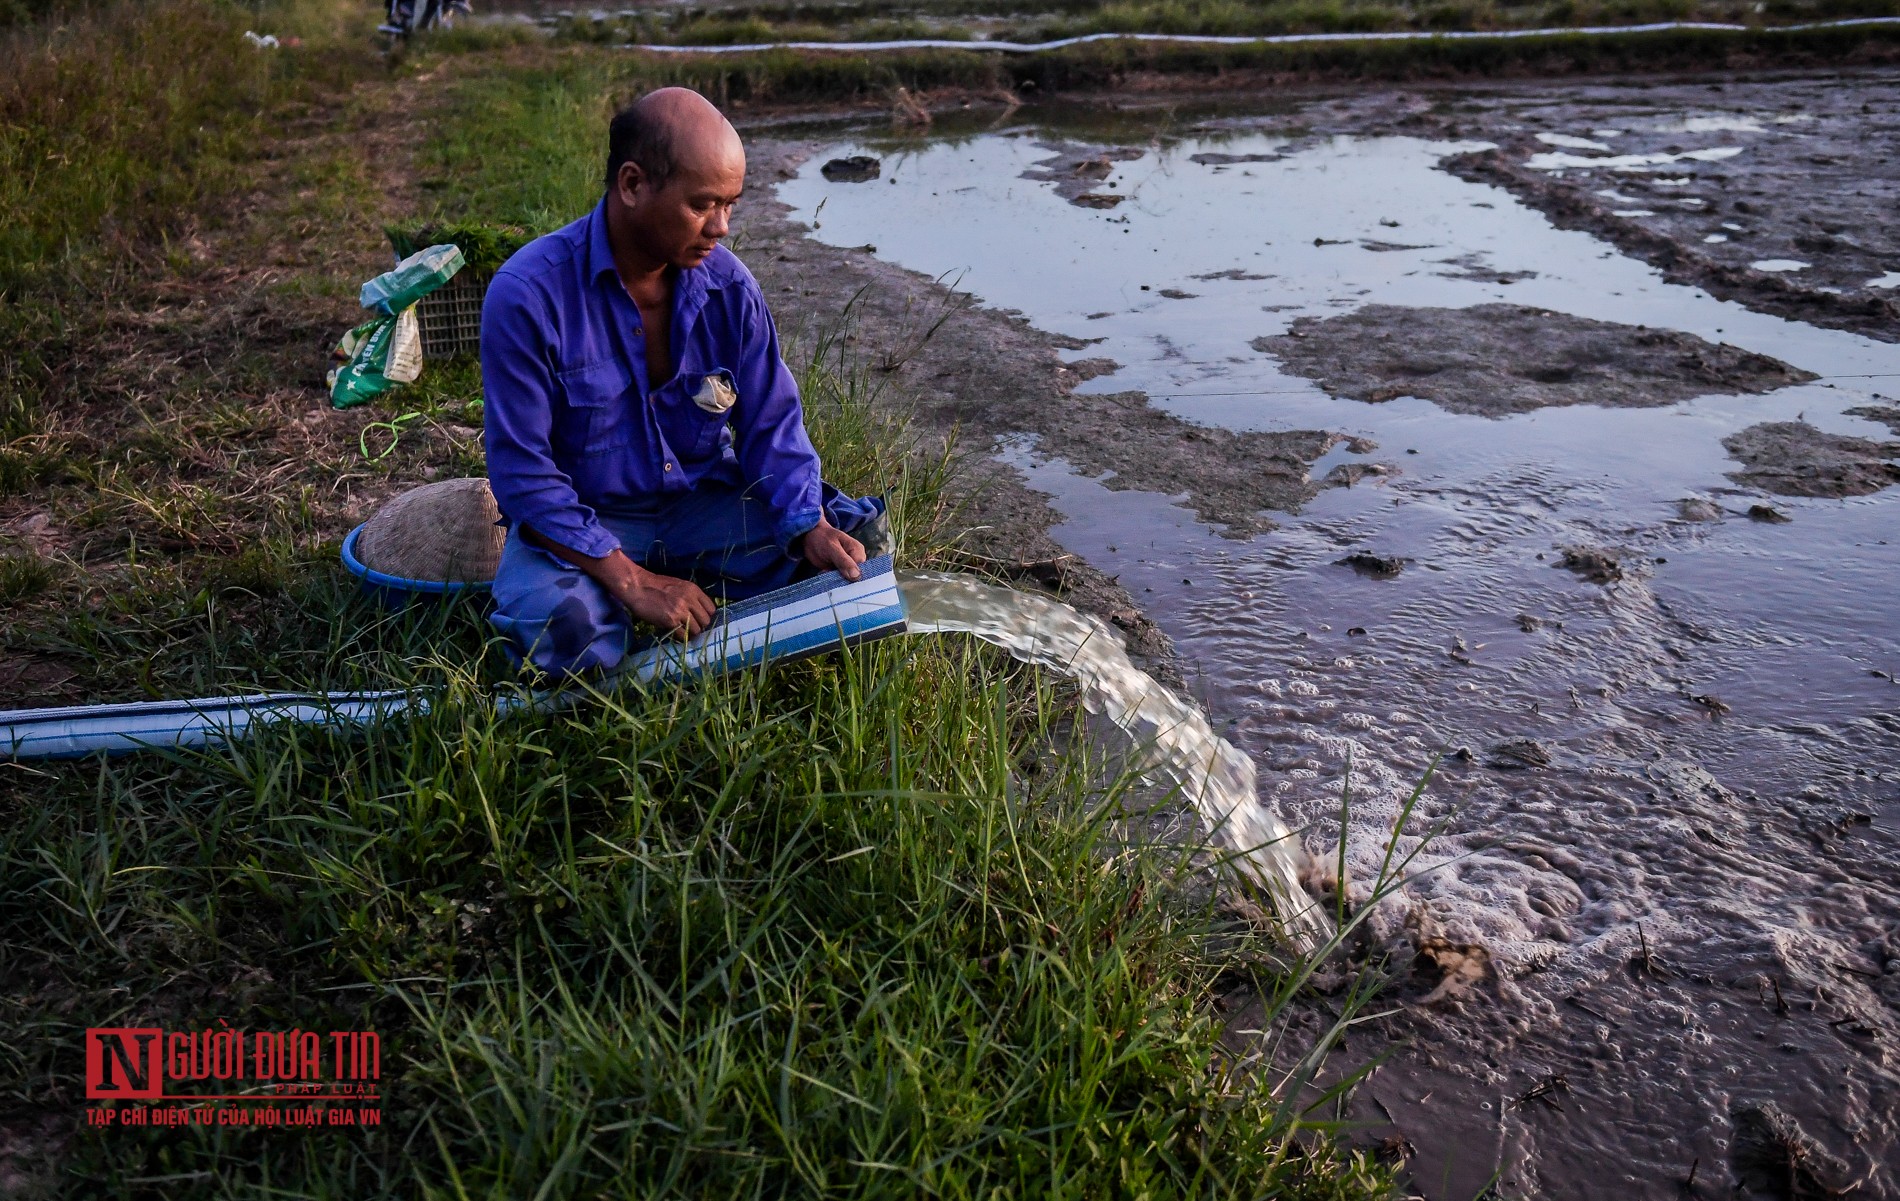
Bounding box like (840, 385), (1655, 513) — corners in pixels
(415, 269), (490, 359)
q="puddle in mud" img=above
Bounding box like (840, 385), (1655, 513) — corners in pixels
(779, 118), (1900, 1197)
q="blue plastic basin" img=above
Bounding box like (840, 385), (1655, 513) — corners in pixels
(340, 523), (494, 609)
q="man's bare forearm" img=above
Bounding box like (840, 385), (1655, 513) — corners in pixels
(519, 523), (717, 639)
(520, 523), (643, 592)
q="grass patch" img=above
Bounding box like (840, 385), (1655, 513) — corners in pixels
(0, 0), (367, 291)
(427, 19), (1900, 116)
(0, 0), (392, 618)
(0, 551), (56, 602)
(415, 57), (612, 232)
(0, 616), (1396, 1197)
(0, 274), (1398, 1197)
(1024, 0), (1900, 39)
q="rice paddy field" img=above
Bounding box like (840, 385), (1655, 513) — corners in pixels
(6, 0), (1899, 1195)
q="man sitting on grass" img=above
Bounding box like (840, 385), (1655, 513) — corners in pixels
(481, 87), (884, 676)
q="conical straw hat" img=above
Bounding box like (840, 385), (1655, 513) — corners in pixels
(356, 477), (503, 584)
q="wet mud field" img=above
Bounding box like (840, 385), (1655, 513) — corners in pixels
(735, 65), (1900, 1198)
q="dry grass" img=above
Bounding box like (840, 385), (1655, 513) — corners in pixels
(0, 1), (497, 706)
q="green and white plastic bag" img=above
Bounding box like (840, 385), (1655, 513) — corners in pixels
(360, 243), (464, 315)
(327, 307), (424, 409)
(327, 244), (465, 409)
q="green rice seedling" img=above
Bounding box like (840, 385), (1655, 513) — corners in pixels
(0, 319), (64, 495)
(386, 223), (536, 276)
(394, 359), (488, 423)
(98, 480), (237, 552)
(0, 448), (34, 495)
(197, 390), (291, 443)
(201, 538), (309, 598)
(0, 445), (69, 496)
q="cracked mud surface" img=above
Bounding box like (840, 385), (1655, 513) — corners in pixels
(1430, 70), (1900, 342)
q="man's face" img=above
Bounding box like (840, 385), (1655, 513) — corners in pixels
(617, 141), (746, 271)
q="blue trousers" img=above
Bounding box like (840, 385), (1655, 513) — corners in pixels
(490, 481), (883, 676)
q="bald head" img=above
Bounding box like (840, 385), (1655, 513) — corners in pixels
(605, 87), (743, 194)
(603, 88), (747, 274)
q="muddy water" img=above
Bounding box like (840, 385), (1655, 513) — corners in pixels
(782, 117), (1900, 1196)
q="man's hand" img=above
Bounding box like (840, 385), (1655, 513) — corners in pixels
(522, 525), (715, 641)
(608, 565), (717, 641)
(799, 516), (865, 581)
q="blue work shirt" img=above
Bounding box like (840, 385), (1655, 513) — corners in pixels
(480, 197), (824, 560)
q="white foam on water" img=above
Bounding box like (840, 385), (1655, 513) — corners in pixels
(1539, 133), (1614, 151)
(1525, 145), (1744, 170)
(781, 113), (1900, 994)
(775, 98), (1900, 1193)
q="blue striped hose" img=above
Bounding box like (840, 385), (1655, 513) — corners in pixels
(0, 556), (907, 760)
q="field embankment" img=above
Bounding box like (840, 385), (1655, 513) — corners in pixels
(533, 0), (1900, 47)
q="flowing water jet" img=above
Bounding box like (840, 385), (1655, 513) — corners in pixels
(899, 569), (1330, 945)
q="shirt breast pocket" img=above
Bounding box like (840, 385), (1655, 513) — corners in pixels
(656, 369), (737, 460)
(553, 359), (635, 457)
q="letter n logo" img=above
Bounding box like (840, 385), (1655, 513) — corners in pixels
(86, 1029), (162, 1100)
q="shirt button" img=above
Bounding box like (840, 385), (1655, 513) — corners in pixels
(663, 462), (673, 471)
